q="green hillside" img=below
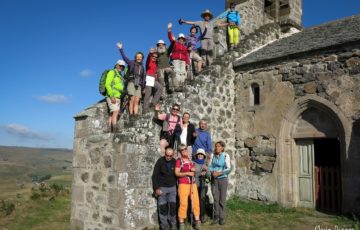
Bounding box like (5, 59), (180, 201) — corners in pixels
(0, 146), (73, 199)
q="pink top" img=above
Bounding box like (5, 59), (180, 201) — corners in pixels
(158, 113), (182, 133)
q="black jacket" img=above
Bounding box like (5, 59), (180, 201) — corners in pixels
(186, 122), (196, 146)
(152, 157), (177, 190)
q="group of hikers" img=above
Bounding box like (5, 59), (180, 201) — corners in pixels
(99, 5), (240, 229)
(152, 103), (231, 230)
(101, 4), (241, 133)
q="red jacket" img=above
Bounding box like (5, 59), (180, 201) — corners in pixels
(168, 31), (190, 65)
(146, 52), (158, 79)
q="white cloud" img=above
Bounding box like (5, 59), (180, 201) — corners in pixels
(35, 94), (69, 103)
(3, 124), (53, 141)
(80, 69), (94, 77)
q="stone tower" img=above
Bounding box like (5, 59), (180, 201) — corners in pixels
(224, 0), (302, 34)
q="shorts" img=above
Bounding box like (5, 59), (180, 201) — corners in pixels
(127, 82), (142, 98)
(190, 51), (202, 62)
(106, 97), (121, 112)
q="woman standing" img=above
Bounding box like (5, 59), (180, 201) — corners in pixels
(180, 112), (196, 159)
(208, 141), (231, 225)
(175, 144), (201, 230)
(117, 42), (145, 116)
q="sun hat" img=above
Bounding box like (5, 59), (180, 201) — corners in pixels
(201, 9), (213, 19)
(196, 148), (206, 156)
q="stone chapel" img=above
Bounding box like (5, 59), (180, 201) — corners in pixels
(71, 0), (360, 229)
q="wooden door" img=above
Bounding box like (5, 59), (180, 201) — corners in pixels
(297, 139), (315, 208)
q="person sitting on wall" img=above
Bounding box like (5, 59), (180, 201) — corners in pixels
(117, 42), (145, 117)
(154, 103), (182, 156)
(185, 25), (207, 75)
(167, 22), (190, 92)
(143, 48), (163, 114)
(218, 2), (241, 50)
(151, 147), (177, 230)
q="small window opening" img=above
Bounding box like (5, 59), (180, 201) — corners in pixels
(264, 0), (276, 18)
(250, 83), (260, 106)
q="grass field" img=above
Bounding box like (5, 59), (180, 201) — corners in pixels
(0, 146), (359, 230)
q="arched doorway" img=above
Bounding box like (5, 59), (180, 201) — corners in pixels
(277, 95), (350, 213)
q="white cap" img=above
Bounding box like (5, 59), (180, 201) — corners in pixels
(196, 148), (206, 156)
(116, 60), (126, 66)
(178, 33), (185, 39)
(157, 40), (166, 45)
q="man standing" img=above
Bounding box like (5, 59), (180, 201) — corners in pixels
(156, 40), (175, 95)
(105, 60), (125, 133)
(152, 147), (177, 230)
(179, 9), (215, 66)
(208, 141), (231, 225)
(193, 119), (213, 159)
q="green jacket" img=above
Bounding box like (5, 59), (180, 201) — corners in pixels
(105, 69), (124, 98)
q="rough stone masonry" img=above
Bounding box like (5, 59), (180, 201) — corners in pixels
(71, 0), (360, 229)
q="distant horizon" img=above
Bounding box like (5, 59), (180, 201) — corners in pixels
(0, 144), (73, 151)
(1, 0), (359, 149)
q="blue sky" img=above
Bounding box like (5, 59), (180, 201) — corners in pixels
(0, 0), (358, 149)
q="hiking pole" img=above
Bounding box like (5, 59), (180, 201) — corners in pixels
(190, 175), (194, 230)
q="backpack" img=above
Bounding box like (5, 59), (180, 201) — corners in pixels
(99, 69), (112, 96)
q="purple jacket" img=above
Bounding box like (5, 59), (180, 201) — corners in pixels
(119, 48), (146, 88)
(186, 27), (207, 51)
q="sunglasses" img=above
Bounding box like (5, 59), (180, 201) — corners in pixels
(180, 148), (187, 152)
(165, 154), (173, 157)
(172, 108), (180, 111)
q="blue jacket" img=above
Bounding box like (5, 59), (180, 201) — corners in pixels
(209, 152), (231, 179)
(193, 128), (212, 154)
(220, 10), (241, 25)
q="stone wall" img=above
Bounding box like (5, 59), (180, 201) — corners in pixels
(233, 43), (360, 211)
(71, 63), (237, 229)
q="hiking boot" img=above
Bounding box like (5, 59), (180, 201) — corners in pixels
(211, 218), (219, 225)
(142, 109), (149, 114)
(194, 221), (201, 230)
(219, 219), (226, 225)
(179, 223), (185, 230)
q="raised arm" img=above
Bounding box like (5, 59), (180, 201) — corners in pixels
(179, 19), (196, 25)
(154, 104), (166, 120)
(117, 42), (132, 65)
(167, 23), (175, 43)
